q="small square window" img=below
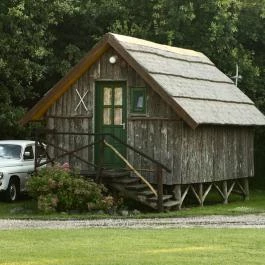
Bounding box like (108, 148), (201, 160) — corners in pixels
(131, 87), (146, 114)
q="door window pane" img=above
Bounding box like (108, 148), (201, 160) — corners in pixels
(114, 87), (122, 106)
(103, 108), (112, 125)
(104, 87), (112, 105)
(114, 108), (122, 125)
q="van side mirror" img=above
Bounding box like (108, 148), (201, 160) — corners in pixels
(23, 151), (32, 160)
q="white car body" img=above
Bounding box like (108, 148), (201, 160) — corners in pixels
(0, 140), (45, 201)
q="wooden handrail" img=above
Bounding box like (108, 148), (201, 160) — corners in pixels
(34, 129), (171, 173)
(104, 140), (158, 198)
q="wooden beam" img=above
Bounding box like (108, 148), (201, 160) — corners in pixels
(199, 183), (204, 206)
(227, 181), (236, 198)
(202, 183), (213, 202)
(222, 180), (228, 204)
(180, 185), (190, 208)
(243, 178), (249, 201)
(172, 185), (181, 210)
(190, 185), (201, 205)
(213, 183), (225, 200)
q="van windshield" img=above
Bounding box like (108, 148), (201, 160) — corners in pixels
(0, 144), (22, 159)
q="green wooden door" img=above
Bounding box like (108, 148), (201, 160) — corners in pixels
(95, 81), (127, 168)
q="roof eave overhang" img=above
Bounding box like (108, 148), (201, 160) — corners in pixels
(20, 35), (111, 125)
(20, 33), (198, 129)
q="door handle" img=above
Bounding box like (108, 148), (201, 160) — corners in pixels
(121, 123), (126, 130)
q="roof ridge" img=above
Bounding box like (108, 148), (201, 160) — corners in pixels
(109, 33), (206, 58)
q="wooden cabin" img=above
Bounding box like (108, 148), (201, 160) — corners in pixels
(21, 33), (265, 210)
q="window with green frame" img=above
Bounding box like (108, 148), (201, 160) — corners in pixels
(131, 87), (146, 114)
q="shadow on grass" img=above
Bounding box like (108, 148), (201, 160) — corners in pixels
(0, 189), (265, 220)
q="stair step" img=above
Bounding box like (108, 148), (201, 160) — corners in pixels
(138, 190), (156, 197)
(102, 170), (129, 178)
(125, 184), (147, 190)
(163, 200), (181, 208)
(109, 177), (139, 184)
(147, 195), (173, 202)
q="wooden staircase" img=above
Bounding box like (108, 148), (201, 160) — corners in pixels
(101, 170), (180, 211)
(34, 130), (177, 211)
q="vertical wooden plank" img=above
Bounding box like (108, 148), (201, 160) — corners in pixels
(160, 120), (168, 184)
(196, 126), (202, 183)
(127, 121), (134, 165)
(141, 120), (151, 181)
(208, 126), (214, 183)
(166, 121), (174, 185)
(80, 73), (89, 171)
(55, 96), (63, 164)
(70, 81), (78, 168)
(134, 120), (141, 172)
(153, 120), (161, 184)
(230, 128), (237, 180)
(181, 123), (189, 184)
(173, 121), (182, 184)
(148, 121), (155, 183)
(88, 73), (96, 166)
(248, 129), (255, 177)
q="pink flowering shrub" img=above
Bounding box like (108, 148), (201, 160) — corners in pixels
(27, 166), (107, 213)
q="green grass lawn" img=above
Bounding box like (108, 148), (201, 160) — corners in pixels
(0, 228), (265, 265)
(0, 189), (265, 219)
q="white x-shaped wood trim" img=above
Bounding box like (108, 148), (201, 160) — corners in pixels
(75, 89), (88, 111)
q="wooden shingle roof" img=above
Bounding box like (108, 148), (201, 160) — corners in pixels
(21, 33), (265, 128)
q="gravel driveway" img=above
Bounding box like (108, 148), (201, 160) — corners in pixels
(1, 214), (265, 229)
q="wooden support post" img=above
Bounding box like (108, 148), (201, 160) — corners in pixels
(156, 165), (164, 212)
(180, 185), (190, 208)
(227, 181), (235, 198)
(243, 178), (249, 201)
(172, 184), (181, 210)
(199, 183), (203, 207)
(202, 183), (213, 203)
(214, 183), (225, 200)
(190, 185), (201, 205)
(96, 136), (104, 184)
(222, 180), (228, 204)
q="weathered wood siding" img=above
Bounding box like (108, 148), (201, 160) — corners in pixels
(179, 124), (254, 184)
(45, 47), (255, 184)
(46, 69), (94, 170)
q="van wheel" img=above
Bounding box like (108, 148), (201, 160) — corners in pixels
(5, 179), (19, 202)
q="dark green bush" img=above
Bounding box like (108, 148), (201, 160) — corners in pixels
(27, 166), (108, 213)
